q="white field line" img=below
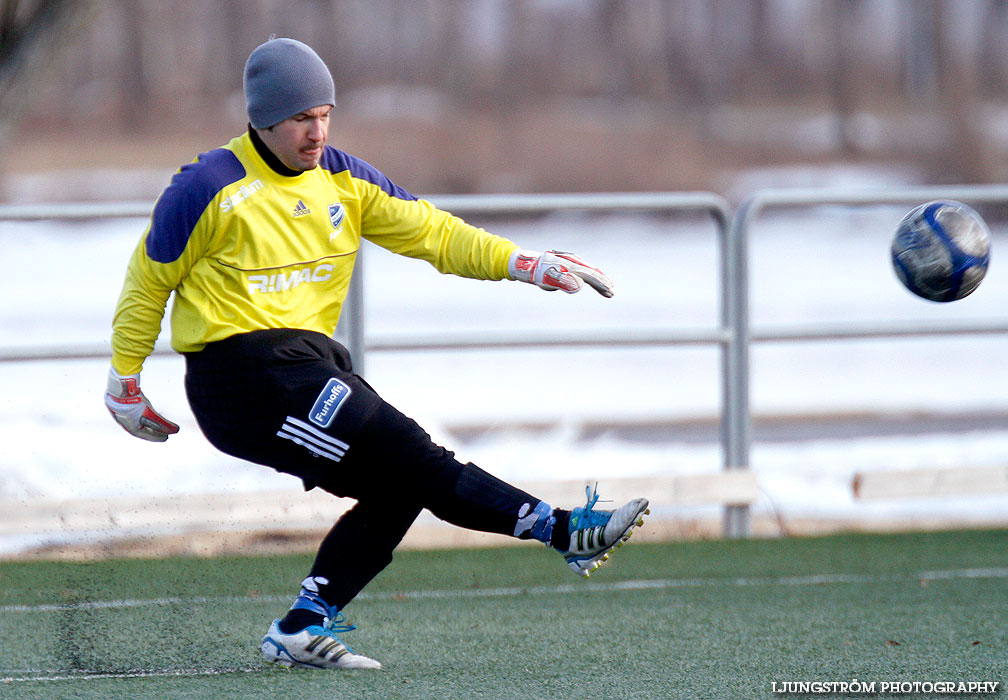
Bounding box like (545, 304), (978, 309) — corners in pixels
(2, 566), (1007, 684)
(2, 566), (1007, 615)
(0, 667), (263, 683)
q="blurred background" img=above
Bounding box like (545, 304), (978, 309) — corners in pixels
(3, 0), (1008, 556)
(3, 0), (1008, 201)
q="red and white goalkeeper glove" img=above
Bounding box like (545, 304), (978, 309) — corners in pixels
(104, 367), (179, 442)
(508, 249), (614, 298)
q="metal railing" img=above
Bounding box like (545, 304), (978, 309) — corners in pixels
(0, 193), (745, 535)
(6, 185), (1008, 539)
(728, 184), (1008, 535)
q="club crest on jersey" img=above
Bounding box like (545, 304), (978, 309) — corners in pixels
(328, 201), (345, 240)
(309, 378), (352, 428)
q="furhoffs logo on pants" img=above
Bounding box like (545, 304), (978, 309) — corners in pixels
(309, 378), (352, 428)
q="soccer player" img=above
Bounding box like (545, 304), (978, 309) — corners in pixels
(104, 37), (648, 670)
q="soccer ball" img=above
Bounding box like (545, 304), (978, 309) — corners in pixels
(891, 200), (991, 302)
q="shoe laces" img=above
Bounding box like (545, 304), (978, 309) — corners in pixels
(571, 482), (613, 530)
(323, 609), (356, 635)
(321, 609), (362, 655)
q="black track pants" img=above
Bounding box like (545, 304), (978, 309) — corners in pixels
(184, 329), (544, 608)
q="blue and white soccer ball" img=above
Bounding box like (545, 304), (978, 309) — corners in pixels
(891, 200), (991, 302)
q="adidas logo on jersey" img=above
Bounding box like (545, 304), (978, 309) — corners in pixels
(292, 200), (311, 217)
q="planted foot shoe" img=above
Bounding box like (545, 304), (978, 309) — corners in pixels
(561, 484), (649, 577)
(261, 616), (382, 670)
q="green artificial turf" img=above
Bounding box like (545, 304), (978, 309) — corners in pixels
(1, 530), (1005, 699)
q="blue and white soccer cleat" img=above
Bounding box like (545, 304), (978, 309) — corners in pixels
(561, 484), (649, 577)
(261, 613), (382, 670)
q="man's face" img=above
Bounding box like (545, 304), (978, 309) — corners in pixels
(258, 105), (331, 171)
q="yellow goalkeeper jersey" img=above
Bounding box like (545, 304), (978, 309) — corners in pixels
(111, 131), (518, 375)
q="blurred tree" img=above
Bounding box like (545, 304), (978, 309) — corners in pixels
(828, 0), (865, 156)
(117, 0), (147, 131)
(898, 0), (987, 182)
(932, 0), (986, 183)
(2, 0), (1006, 190)
(0, 0), (97, 142)
(977, 0), (1008, 96)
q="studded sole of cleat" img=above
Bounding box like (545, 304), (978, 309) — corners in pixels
(574, 505), (651, 578)
(265, 655), (366, 671)
(266, 659), (294, 670)
(263, 650), (316, 671)
(263, 644), (332, 671)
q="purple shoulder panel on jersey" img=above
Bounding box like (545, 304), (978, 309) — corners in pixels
(319, 146), (417, 202)
(146, 149), (247, 263)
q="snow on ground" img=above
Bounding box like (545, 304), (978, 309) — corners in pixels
(2, 194), (1008, 553)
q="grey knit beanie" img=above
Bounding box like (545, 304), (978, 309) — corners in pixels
(244, 37), (335, 129)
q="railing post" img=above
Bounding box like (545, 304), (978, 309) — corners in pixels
(334, 246), (366, 374)
(723, 196), (756, 538)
